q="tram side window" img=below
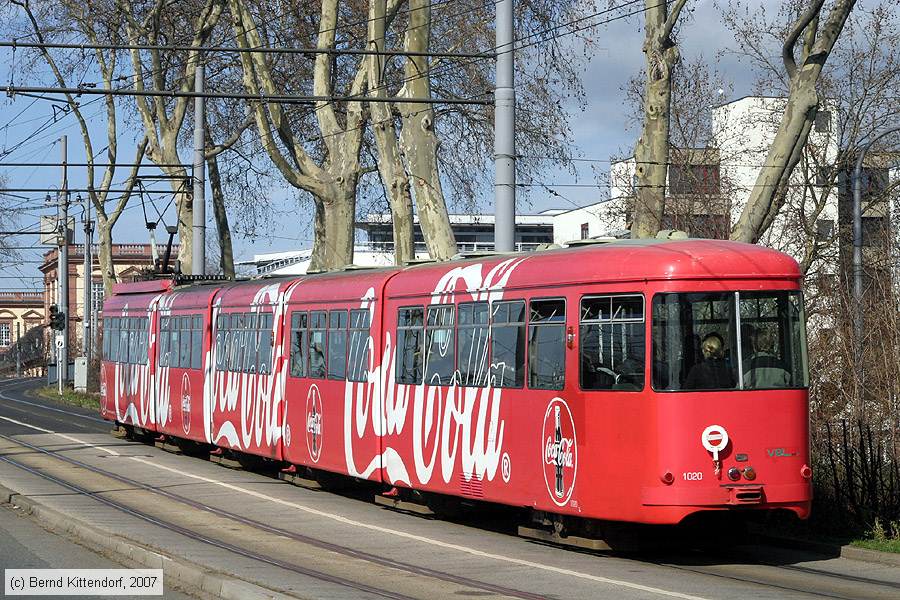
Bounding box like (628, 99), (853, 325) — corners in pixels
(131, 318), (142, 364)
(178, 316), (191, 368)
(425, 305), (455, 386)
(528, 299), (566, 390)
(738, 291), (808, 389)
(347, 309), (371, 383)
(258, 313), (274, 375)
(191, 315), (202, 370)
(327, 310), (348, 380)
(457, 302), (489, 387)
(110, 318), (120, 362)
(229, 314), (244, 372)
(309, 311), (327, 378)
(120, 319), (130, 364)
(491, 300), (525, 388)
(290, 312), (308, 377)
(652, 293), (739, 391)
(396, 307), (424, 384)
(102, 318), (111, 360)
(215, 314), (229, 371)
(243, 313), (259, 373)
(580, 295), (645, 391)
(158, 317), (169, 366)
(138, 317), (149, 364)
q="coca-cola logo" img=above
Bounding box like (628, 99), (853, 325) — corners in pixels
(180, 372), (191, 434)
(306, 385), (323, 463)
(541, 397), (578, 507)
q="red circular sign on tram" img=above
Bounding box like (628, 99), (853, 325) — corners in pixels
(541, 397), (578, 507)
(306, 385), (323, 463)
(180, 372), (191, 435)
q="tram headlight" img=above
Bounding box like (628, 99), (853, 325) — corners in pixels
(742, 466), (756, 481)
(727, 467), (741, 481)
(800, 464), (812, 479)
(660, 471), (674, 485)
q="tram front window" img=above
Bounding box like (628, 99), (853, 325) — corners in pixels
(651, 291), (808, 391)
(652, 291), (807, 391)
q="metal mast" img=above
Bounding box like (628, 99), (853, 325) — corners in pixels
(58, 135), (69, 392)
(493, 0), (516, 252)
(192, 57), (206, 275)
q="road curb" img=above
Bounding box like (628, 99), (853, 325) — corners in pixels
(0, 483), (298, 599)
(754, 532), (900, 568)
(839, 545), (900, 567)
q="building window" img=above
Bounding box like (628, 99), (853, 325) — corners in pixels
(816, 219), (834, 242)
(92, 282), (105, 315)
(669, 164), (720, 196)
(0, 322), (10, 348)
(814, 110), (832, 133)
(580, 223), (589, 239)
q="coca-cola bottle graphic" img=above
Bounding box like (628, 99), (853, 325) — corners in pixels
(554, 405), (564, 499)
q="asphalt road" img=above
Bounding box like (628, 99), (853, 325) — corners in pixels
(2, 376), (900, 600)
(0, 377), (109, 436)
(0, 502), (195, 599)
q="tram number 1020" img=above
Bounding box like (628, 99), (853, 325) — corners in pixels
(682, 471), (704, 481)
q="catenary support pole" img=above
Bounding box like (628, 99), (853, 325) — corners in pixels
(192, 58), (206, 275)
(493, 0), (516, 253)
(82, 194), (92, 365)
(58, 135), (68, 393)
(15, 321), (21, 378)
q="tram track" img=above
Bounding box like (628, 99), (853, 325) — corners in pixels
(0, 431), (548, 600)
(651, 555), (900, 600)
(1, 377), (898, 600)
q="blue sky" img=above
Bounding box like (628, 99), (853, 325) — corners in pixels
(0, 0), (779, 289)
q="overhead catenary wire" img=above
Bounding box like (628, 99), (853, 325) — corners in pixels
(0, 40), (494, 59)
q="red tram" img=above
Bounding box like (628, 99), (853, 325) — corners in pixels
(99, 239), (812, 528)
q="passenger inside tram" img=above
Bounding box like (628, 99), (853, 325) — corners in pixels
(683, 332), (735, 390)
(743, 326), (791, 388)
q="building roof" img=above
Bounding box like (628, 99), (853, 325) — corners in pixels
(0, 291), (44, 306)
(356, 212), (557, 227)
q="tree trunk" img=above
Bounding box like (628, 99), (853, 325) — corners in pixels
(399, 0), (456, 260)
(172, 175), (193, 274)
(96, 214), (116, 296)
(308, 180), (356, 272)
(368, 0), (415, 265)
(631, 1), (685, 239)
(206, 145), (235, 278)
(730, 0), (856, 243)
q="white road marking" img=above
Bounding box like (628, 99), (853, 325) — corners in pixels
(0, 393), (107, 424)
(0, 415), (120, 456)
(0, 417), (711, 600)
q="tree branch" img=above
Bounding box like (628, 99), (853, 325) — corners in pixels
(783, 0), (826, 80)
(662, 0), (689, 42)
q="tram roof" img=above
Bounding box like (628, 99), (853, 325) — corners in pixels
(107, 238), (800, 308)
(388, 238), (801, 296)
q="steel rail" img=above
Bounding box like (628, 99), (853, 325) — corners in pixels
(0, 431), (544, 600)
(0, 446), (418, 600)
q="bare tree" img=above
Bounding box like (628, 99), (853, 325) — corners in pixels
(228, 0), (368, 271)
(730, 0), (857, 243)
(397, 0), (456, 260)
(9, 0), (145, 294)
(630, 0), (689, 239)
(117, 0), (225, 275)
(367, 0), (415, 265)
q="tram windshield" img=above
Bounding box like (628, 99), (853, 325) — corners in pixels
(652, 291), (808, 391)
